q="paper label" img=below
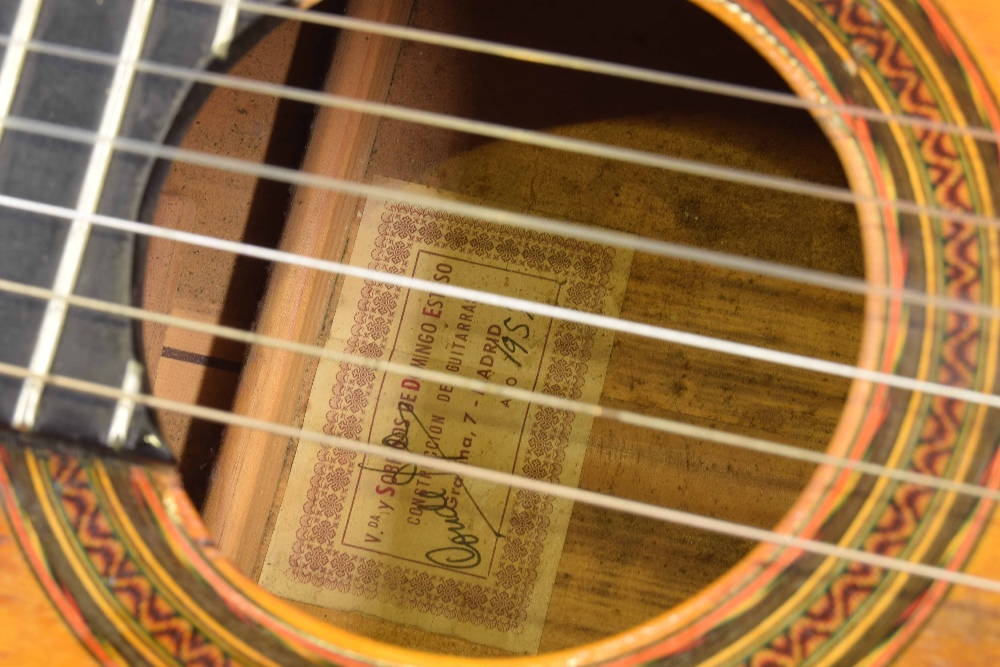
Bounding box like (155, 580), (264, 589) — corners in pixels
(259, 181), (633, 653)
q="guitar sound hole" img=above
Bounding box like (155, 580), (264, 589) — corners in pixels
(143, 0), (863, 657)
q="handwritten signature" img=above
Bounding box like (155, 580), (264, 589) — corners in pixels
(362, 403), (503, 571)
(414, 487), (482, 569)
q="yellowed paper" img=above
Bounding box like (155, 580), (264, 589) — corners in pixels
(259, 181), (633, 652)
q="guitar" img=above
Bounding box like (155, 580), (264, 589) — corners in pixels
(0, 0), (998, 665)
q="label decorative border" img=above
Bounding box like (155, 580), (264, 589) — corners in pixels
(287, 201), (617, 631)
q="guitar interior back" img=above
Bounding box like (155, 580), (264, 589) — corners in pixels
(142, 0), (864, 657)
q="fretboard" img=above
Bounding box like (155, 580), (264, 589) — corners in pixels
(0, 0), (280, 455)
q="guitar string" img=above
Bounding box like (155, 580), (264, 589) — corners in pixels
(7, 36), (1000, 234)
(179, 0), (1000, 143)
(2, 273), (998, 504)
(0, 35), (1000, 318)
(2, 188), (1000, 516)
(0, 35), (1000, 332)
(0, 40), (1000, 330)
(8, 32), (887, 217)
(4, 31), (1000, 319)
(5, 36), (1000, 325)
(0, 357), (998, 596)
(0, 167), (998, 413)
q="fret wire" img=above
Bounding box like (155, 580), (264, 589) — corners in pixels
(106, 359), (143, 449)
(11, 0), (156, 432)
(1, 272), (997, 503)
(0, 0), (41, 144)
(1, 356), (998, 596)
(2, 183), (1000, 415)
(210, 0), (240, 57)
(3, 42), (1000, 323)
(179, 0), (1000, 143)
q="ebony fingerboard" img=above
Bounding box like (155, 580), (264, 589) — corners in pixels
(0, 0), (282, 454)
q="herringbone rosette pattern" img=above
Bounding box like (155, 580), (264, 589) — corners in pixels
(739, 0), (997, 665)
(45, 452), (234, 666)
